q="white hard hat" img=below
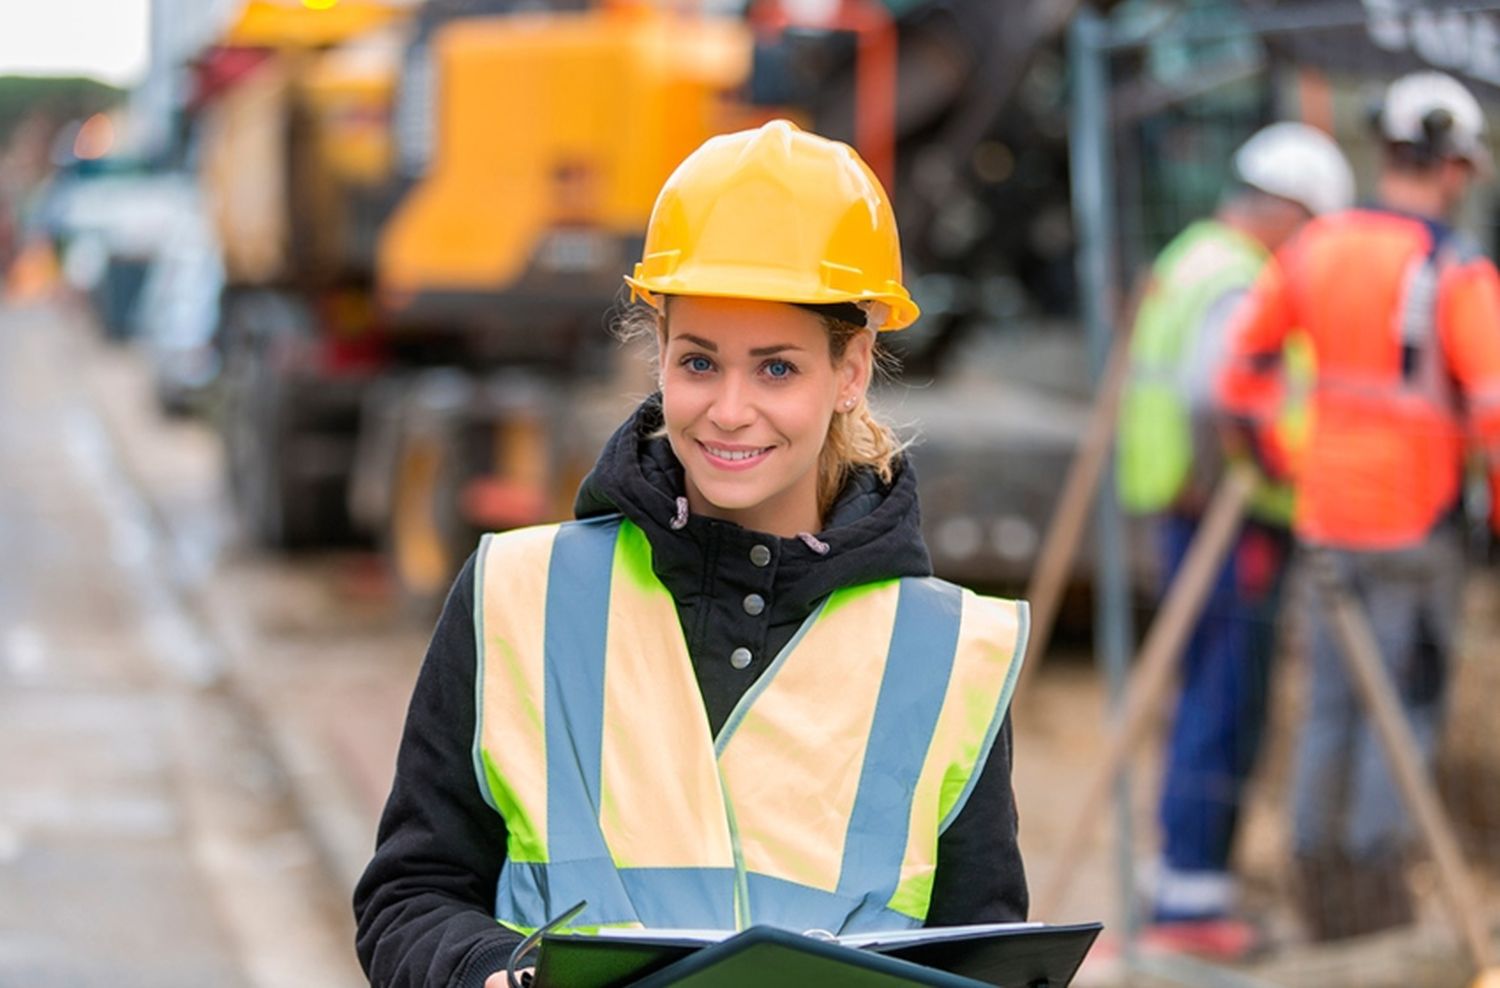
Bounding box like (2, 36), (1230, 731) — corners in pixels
(1233, 122), (1355, 216)
(1378, 70), (1490, 170)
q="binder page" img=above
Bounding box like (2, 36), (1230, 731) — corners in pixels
(837, 922), (1044, 950)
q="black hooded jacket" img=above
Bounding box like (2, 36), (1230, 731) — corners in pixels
(354, 397), (1028, 988)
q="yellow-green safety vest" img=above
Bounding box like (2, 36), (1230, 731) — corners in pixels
(1118, 219), (1312, 523)
(472, 515), (1027, 935)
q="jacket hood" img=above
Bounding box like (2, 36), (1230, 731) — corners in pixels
(573, 395), (932, 618)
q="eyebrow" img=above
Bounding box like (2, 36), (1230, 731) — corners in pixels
(675, 333), (804, 357)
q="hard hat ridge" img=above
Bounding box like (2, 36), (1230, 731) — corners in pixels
(1377, 70), (1490, 172)
(735, 116), (799, 165)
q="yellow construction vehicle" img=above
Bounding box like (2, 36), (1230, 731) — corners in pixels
(198, 0), (1115, 604)
(197, 0), (759, 600)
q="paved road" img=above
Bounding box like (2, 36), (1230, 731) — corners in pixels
(0, 300), (374, 987)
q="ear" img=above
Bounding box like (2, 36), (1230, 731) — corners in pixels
(837, 330), (875, 407)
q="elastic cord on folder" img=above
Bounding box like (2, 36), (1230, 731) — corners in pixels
(507, 900), (589, 988)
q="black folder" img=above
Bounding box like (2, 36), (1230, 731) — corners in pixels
(530, 921), (1102, 988)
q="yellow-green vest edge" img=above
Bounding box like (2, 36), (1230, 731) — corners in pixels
(468, 515), (1029, 936)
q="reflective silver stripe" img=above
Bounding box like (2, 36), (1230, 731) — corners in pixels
(834, 579), (960, 916)
(1314, 370), (1460, 423)
(1315, 370), (1412, 401)
(1468, 382), (1500, 413)
(1393, 252), (1439, 354)
(1397, 243), (1462, 414)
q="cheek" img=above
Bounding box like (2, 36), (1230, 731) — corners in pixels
(658, 377), (699, 432)
(778, 389), (837, 442)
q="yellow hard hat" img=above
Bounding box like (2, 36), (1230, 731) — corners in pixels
(625, 119), (919, 331)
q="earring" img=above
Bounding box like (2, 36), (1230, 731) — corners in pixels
(843, 397), (857, 411)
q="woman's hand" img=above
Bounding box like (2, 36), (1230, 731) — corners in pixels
(484, 968), (533, 988)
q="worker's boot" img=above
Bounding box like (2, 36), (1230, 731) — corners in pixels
(1295, 851), (1415, 941)
(1341, 854), (1414, 938)
(1293, 852), (1358, 942)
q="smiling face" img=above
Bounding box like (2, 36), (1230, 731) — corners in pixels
(659, 296), (871, 537)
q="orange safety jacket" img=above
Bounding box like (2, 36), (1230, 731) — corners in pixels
(1218, 207), (1500, 549)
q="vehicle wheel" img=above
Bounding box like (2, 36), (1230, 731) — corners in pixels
(221, 322), (287, 545)
(219, 294), (355, 549)
(385, 426), (472, 606)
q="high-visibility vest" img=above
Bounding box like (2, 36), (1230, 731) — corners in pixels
(472, 515), (1027, 935)
(1221, 209), (1500, 548)
(1117, 219), (1307, 522)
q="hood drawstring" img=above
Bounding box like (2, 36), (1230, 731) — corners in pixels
(797, 532), (830, 555)
(668, 494), (828, 555)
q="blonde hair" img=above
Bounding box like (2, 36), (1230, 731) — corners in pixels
(616, 301), (907, 522)
(815, 315), (905, 519)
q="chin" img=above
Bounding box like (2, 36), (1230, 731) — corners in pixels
(697, 484), (768, 514)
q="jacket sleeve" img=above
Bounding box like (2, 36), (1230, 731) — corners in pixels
(925, 714), (1029, 925)
(353, 555), (525, 988)
(1216, 251), (1298, 476)
(1438, 258), (1500, 535)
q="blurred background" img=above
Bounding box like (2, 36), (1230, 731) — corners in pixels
(3, 0), (1500, 985)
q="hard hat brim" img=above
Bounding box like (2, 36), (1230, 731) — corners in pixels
(624, 272), (919, 331)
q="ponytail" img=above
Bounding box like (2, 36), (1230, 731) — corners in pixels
(816, 316), (906, 519)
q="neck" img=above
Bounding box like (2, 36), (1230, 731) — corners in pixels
(1217, 208), (1270, 250)
(1216, 202), (1296, 253)
(1379, 170), (1451, 221)
(683, 479), (822, 539)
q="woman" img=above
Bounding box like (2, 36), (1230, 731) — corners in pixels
(354, 120), (1029, 988)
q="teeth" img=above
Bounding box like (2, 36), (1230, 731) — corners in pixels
(705, 445), (767, 461)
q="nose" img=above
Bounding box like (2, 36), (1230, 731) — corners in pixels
(707, 371), (755, 432)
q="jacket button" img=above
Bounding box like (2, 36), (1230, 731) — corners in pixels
(742, 593), (765, 616)
(730, 647), (753, 669)
(749, 544), (771, 567)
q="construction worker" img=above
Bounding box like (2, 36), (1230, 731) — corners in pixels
(1219, 71), (1500, 941)
(353, 120), (1030, 987)
(1117, 122), (1354, 955)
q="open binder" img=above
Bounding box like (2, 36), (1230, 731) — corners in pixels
(509, 902), (1102, 988)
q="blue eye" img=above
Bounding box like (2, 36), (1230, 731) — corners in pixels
(684, 355), (714, 373)
(764, 359), (795, 379)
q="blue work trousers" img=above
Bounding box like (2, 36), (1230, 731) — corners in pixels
(1156, 513), (1291, 913)
(1290, 528), (1461, 861)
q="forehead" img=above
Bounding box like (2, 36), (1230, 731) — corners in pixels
(664, 296), (828, 350)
